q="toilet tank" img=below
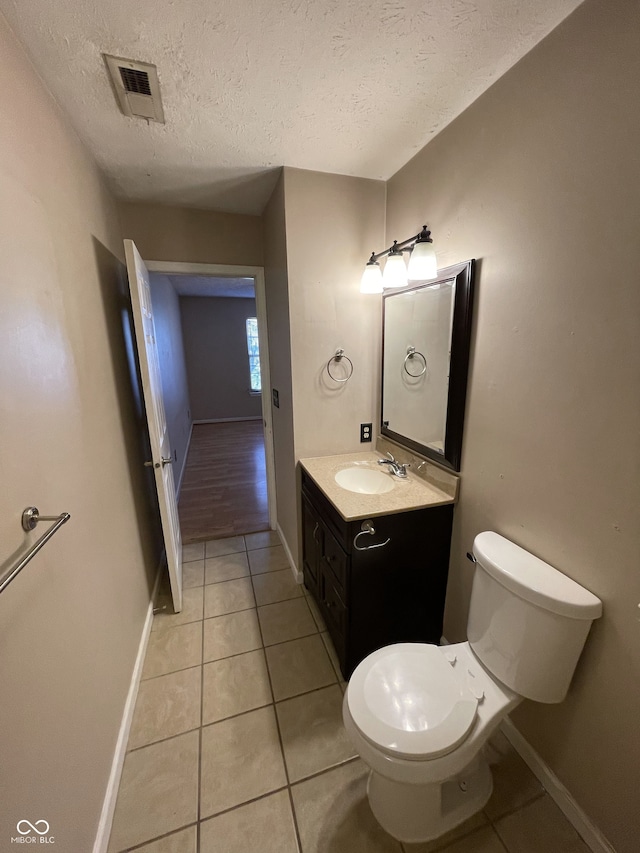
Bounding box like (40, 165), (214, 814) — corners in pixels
(467, 532), (602, 703)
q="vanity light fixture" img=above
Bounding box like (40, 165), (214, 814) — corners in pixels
(360, 226), (437, 293)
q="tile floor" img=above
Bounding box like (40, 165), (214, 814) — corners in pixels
(107, 532), (592, 853)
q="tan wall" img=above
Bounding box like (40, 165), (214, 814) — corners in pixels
(385, 0), (640, 849)
(262, 173), (298, 555)
(118, 201), (263, 266)
(180, 296), (262, 421)
(283, 168), (386, 464)
(0, 13), (158, 852)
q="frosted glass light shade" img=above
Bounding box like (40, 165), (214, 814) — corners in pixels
(360, 262), (383, 293)
(408, 241), (437, 280)
(382, 253), (408, 289)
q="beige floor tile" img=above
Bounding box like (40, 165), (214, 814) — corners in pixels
(203, 650), (272, 724)
(183, 559), (205, 589)
(291, 759), (402, 853)
(403, 812), (488, 852)
(129, 667), (201, 750)
(205, 535), (246, 558)
(200, 706), (287, 818)
(133, 825), (197, 853)
(200, 789), (298, 853)
(277, 684), (356, 782)
(245, 530), (281, 550)
(494, 794), (590, 853)
(321, 631), (344, 680)
(248, 545), (290, 574)
(108, 730), (199, 852)
(266, 634), (336, 700)
(142, 622), (203, 680)
(252, 568), (303, 606)
(203, 609), (262, 662)
(204, 577), (255, 618)
(152, 586), (204, 632)
(205, 552), (250, 585)
(182, 542), (205, 563)
(258, 598), (317, 646)
(483, 730), (544, 820)
(434, 826), (507, 853)
(306, 593), (327, 631)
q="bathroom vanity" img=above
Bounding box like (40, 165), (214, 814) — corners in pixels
(299, 450), (458, 678)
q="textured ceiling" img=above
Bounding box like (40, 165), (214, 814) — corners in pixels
(167, 275), (255, 298)
(1, 0), (583, 214)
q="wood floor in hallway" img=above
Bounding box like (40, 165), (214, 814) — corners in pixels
(179, 421), (269, 543)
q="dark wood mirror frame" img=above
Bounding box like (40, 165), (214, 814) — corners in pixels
(381, 259), (475, 471)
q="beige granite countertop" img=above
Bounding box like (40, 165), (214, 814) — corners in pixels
(299, 450), (458, 521)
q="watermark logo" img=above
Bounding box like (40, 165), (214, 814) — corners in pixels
(17, 822), (49, 836)
(11, 820), (54, 844)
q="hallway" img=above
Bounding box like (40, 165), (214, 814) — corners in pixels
(179, 422), (269, 543)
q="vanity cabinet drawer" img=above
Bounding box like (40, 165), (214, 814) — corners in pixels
(322, 527), (348, 598)
(322, 573), (347, 640)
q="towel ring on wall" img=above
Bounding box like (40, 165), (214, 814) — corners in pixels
(403, 346), (427, 378)
(353, 520), (391, 552)
(326, 348), (354, 383)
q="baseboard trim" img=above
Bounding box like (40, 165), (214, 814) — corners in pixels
(500, 717), (615, 853)
(192, 416), (262, 424)
(175, 421), (193, 500)
(92, 567), (162, 853)
(276, 522), (302, 583)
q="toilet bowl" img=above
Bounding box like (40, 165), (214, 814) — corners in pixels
(343, 531), (602, 844)
(343, 641), (520, 842)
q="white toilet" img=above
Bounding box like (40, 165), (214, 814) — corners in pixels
(343, 531), (602, 844)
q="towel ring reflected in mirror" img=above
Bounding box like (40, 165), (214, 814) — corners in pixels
(326, 348), (354, 383)
(404, 346), (427, 378)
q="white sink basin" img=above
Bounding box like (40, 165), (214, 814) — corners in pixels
(334, 467), (394, 495)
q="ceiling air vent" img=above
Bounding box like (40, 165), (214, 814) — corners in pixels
(104, 55), (165, 124)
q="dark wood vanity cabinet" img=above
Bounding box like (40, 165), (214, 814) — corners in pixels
(301, 470), (454, 679)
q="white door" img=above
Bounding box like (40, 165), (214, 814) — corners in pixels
(124, 240), (183, 612)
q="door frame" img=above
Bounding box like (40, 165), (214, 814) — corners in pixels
(145, 260), (277, 530)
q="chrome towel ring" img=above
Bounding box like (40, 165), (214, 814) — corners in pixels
(404, 346), (427, 377)
(353, 520), (391, 552)
(327, 348), (354, 383)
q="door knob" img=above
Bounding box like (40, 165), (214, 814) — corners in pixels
(143, 460), (153, 467)
(161, 457), (173, 467)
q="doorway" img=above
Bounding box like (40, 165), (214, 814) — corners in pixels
(145, 260), (276, 544)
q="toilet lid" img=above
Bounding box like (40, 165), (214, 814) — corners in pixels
(347, 644), (478, 760)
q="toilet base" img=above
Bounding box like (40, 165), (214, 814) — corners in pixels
(366, 753), (493, 844)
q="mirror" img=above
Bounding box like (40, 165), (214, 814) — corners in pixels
(381, 260), (475, 471)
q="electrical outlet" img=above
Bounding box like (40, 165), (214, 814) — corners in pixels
(360, 423), (372, 442)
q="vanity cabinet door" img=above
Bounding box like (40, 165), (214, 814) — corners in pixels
(302, 497), (322, 596)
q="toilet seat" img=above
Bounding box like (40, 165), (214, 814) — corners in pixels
(347, 644), (479, 760)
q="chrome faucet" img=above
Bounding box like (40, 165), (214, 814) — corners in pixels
(377, 451), (411, 478)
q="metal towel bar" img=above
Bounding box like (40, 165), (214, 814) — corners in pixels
(0, 507), (71, 594)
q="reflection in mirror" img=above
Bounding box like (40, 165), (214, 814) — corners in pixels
(381, 260), (475, 471)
